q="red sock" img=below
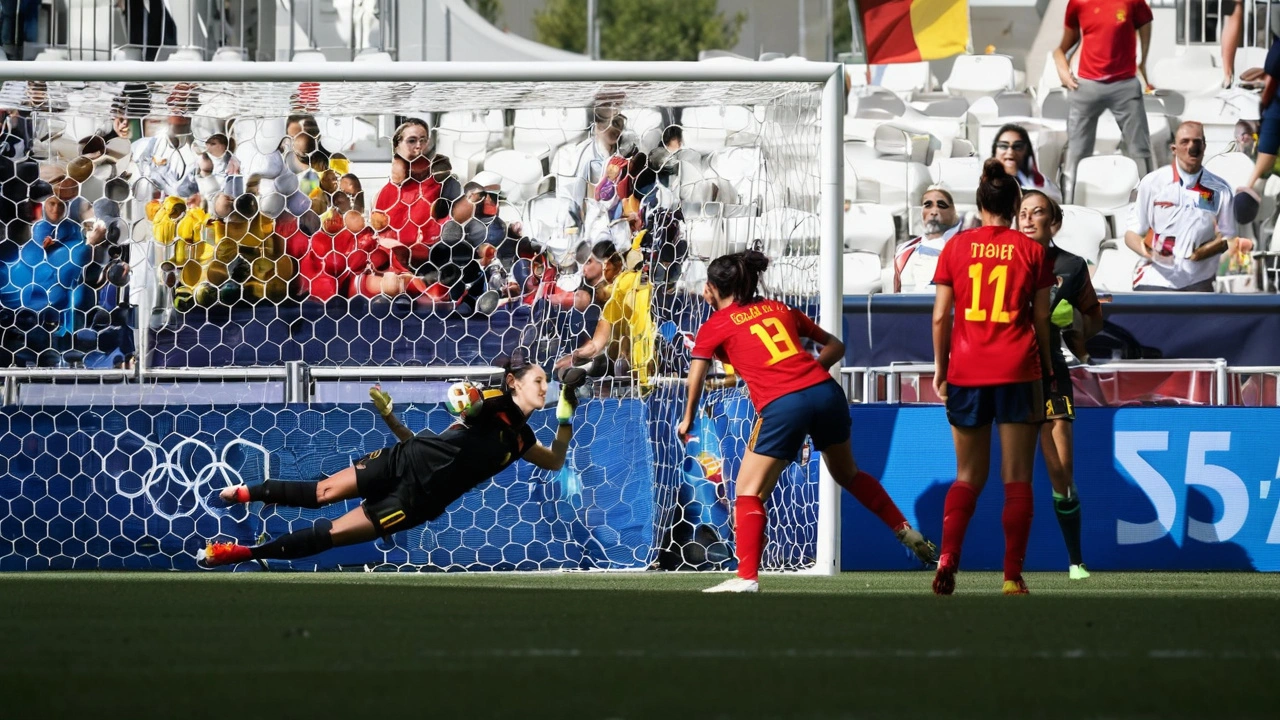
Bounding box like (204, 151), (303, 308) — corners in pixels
(838, 470), (908, 532)
(734, 495), (767, 581)
(1002, 482), (1034, 581)
(941, 481), (980, 560)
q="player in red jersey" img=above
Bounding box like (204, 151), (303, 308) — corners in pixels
(679, 250), (937, 593)
(931, 159), (1055, 596)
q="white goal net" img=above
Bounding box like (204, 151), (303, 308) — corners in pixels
(0, 62), (843, 573)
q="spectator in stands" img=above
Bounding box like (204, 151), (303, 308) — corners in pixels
(1235, 35), (1280, 221)
(555, 240), (653, 381)
(375, 118), (462, 250)
(894, 187), (961, 293)
(1125, 121), (1234, 292)
(991, 124), (1062, 202)
(0, 108), (31, 159)
(582, 239), (623, 302)
(2, 196), (96, 338)
(1053, 0), (1154, 204)
(285, 114), (345, 176)
(1233, 119), (1258, 158)
(130, 113), (199, 200)
(1, 0), (40, 59)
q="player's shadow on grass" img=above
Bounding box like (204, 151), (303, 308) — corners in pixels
(912, 481), (1258, 571)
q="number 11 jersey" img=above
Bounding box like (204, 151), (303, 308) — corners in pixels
(933, 225), (1055, 387)
(691, 299), (834, 412)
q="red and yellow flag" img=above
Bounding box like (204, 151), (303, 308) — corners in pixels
(857, 0), (969, 65)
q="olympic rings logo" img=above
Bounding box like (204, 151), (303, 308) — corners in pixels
(108, 430), (270, 521)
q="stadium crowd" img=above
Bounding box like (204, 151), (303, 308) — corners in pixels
(0, 0), (1276, 371)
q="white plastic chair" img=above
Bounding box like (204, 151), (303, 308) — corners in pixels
(943, 54), (1016, 102)
(876, 62), (933, 98)
(1092, 239), (1143, 292)
(1074, 155), (1140, 215)
(483, 149), (546, 205)
(843, 251), (884, 294)
(931, 155), (983, 208)
(512, 107), (589, 158)
(681, 106), (759, 152)
(844, 202), (896, 264)
(1055, 205), (1108, 265)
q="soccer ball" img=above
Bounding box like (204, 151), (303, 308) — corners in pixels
(445, 381), (484, 419)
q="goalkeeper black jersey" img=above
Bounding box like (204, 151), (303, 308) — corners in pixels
(396, 391), (537, 503)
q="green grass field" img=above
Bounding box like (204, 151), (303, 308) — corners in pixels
(3, 571), (1278, 719)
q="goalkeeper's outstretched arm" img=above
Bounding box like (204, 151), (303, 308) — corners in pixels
(369, 385), (414, 443)
(523, 386), (578, 471)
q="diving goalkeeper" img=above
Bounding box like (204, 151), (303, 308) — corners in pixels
(197, 350), (584, 567)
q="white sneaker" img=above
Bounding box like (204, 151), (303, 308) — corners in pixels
(702, 577), (759, 593)
(1069, 564), (1091, 580)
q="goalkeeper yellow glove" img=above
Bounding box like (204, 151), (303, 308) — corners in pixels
(369, 385), (393, 417)
(1051, 298), (1074, 329)
(556, 391), (578, 426)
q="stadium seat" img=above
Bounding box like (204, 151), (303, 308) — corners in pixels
(436, 110), (505, 178)
(1205, 151), (1254, 190)
(758, 208), (818, 257)
(843, 251), (884, 294)
(1148, 47), (1222, 96)
(1055, 205), (1107, 265)
(875, 62), (933, 98)
(844, 202), (896, 264)
(931, 156), (983, 209)
(1092, 239), (1143, 292)
(765, 254), (823, 295)
(1074, 155), (1140, 215)
(512, 107), (589, 159)
(686, 203), (728, 260)
(291, 48), (327, 63)
(943, 54), (1016, 102)
(482, 149), (546, 205)
(681, 106), (759, 152)
(846, 132), (933, 215)
(212, 47), (246, 62)
(166, 47), (205, 62)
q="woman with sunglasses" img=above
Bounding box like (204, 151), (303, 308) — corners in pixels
(197, 351), (585, 567)
(991, 124), (1062, 203)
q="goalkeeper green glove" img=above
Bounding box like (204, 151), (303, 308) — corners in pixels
(556, 389), (579, 426)
(1051, 298), (1074, 328)
(369, 385), (393, 417)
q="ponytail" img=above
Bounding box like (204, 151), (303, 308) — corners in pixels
(706, 249), (770, 304)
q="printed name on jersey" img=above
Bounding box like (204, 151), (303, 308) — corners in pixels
(729, 303), (769, 326)
(972, 242), (1015, 261)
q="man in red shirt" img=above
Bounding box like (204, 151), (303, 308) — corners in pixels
(1053, 0), (1155, 203)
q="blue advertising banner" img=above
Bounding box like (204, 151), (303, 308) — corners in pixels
(844, 406), (1280, 572)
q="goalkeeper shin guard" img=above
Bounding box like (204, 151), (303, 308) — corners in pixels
(1053, 486), (1084, 567)
(248, 480), (322, 509)
(249, 519), (334, 561)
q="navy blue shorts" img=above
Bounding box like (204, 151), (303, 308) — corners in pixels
(748, 380), (851, 460)
(945, 381), (1045, 428)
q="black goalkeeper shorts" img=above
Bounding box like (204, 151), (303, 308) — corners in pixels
(353, 446), (434, 537)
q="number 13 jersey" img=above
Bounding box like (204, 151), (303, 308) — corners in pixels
(691, 299), (834, 412)
(933, 226), (1055, 387)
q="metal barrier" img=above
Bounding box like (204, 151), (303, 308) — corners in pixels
(843, 359), (1234, 406)
(1227, 366), (1280, 406)
(0, 364), (497, 406)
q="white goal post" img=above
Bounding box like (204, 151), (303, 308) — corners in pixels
(0, 60), (844, 574)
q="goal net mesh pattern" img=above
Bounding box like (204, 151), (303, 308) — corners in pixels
(0, 75), (828, 572)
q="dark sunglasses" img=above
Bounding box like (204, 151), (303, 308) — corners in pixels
(995, 141), (1029, 152)
(922, 199), (951, 209)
